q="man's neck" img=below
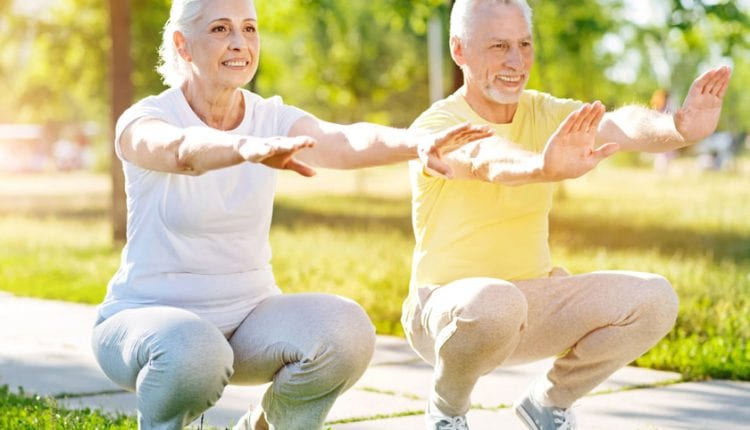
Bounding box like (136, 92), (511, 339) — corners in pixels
(461, 85), (518, 124)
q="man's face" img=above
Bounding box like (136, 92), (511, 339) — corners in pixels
(457, 2), (534, 105)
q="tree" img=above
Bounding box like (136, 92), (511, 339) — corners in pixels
(108, 0), (133, 242)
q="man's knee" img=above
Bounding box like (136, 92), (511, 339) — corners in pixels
(438, 281), (527, 353)
(623, 273), (679, 339)
(633, 274), (680, 336)
(456, 281), (527, 335)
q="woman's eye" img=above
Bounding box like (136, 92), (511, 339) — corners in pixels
(211, 25), (227, 33)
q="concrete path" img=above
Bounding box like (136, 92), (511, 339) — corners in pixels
(2, 292), (749, 429)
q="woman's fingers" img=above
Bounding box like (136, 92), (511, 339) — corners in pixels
(284, 158), (316, 177)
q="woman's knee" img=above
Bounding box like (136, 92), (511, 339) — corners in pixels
(148, 318), (234, 396)
(319, 295), (376, 374)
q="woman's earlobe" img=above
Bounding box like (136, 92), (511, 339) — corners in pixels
(174, 31), (192, 62)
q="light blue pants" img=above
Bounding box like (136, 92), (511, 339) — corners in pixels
(91, 293), (376, 430)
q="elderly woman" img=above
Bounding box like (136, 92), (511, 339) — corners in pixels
(90, 0), (491, 429)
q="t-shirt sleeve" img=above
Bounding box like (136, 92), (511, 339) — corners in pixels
(113, 96), (171, 162)
(541, 94), (585, 134)
(254, 95), (310, 137)
(409, 105), (463, 135)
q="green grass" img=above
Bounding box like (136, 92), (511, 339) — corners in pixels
(0, 386), (135, 429)
(1, 162), (748, 383)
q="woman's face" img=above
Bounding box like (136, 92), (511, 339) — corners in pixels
(177, 0), (260, 89)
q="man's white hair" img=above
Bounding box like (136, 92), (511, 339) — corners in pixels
(156, 0), (206, 88)
(450, 0), (533, 41)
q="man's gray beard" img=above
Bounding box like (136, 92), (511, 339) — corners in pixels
(485, 84), (522, 105)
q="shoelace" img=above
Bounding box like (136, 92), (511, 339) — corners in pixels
(552, 407), (577, 430)
(436, 415), (468, 430)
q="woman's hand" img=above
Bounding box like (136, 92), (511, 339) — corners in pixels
(239, 135), (318, 177)
(418, 123), (493, 178)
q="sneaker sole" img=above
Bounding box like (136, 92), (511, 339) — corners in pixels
(514, 404), (540, 430)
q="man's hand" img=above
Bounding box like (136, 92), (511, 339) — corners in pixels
(542, 101), (619, 180)
(419, 123), (493, 178)
(239, 135), (317, 177)
(675, 66), (732, 143)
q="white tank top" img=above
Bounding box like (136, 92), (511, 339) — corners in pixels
(98, 88), (308, 334)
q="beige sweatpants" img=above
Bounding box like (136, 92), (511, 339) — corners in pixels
(401, 269), (679, 416)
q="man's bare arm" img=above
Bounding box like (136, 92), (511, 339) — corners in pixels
(597, 66), (731, 153)
(445, 102), (619, 185)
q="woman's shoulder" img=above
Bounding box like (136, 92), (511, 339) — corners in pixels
(131, 87), (183, 111)
(241, 89), (289, 111)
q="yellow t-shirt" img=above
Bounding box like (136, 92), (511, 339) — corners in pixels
(408, 89), (582, 294)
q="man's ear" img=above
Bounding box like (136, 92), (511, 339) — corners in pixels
(174, 31), (192, 62)
(450, 35), (465, 67)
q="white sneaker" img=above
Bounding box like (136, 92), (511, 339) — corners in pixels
(425, 402), (469, 430)
(513, 379), (577, 430)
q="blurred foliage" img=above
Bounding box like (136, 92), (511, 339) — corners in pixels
(528, 0), (628, 105)
(0, 0), (748, 133)
(254, 0), (448, 125)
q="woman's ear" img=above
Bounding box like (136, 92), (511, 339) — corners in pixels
(174, 31), (192, 62)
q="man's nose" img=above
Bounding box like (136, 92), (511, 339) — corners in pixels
(505, 46), (523, 69)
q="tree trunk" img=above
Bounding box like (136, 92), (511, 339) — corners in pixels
(450, 0), (463, 92)
(108, 0), (132, 243)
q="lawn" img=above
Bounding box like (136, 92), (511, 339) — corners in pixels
(0, 386), (136, 430)
(1, 160), (748, 382)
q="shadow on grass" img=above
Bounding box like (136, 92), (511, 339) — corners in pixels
(0, 196), (107, 221)
(550, 212), (750, 263)
(6, 191), (748, 265)
(275, 194), (750, 264)
(272, 195), (414, 237)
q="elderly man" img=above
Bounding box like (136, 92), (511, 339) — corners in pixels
(401, 0), (731, 429)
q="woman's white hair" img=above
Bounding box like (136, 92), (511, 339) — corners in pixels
(156, 0), (206, 88)
(450, 0), (533, 41)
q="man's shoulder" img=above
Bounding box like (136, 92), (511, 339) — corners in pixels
(521, 89), (584, 120)
(411, 92), (469, 131)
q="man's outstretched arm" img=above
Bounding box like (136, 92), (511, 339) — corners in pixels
(597, 66), (731, 153)
(445, 102), (619, 186)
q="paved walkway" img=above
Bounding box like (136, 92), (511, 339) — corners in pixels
(2, 292), (749, 429)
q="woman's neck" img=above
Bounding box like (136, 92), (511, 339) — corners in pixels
(181, 81), (245, 130)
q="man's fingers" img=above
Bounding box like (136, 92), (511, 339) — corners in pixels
(593, 142), (620, 160)
(717, 77), (730, 98)
(692, 68), (715, 94)
(444, 122), (473, 137)
(706, 70), (727, 95)
(581, 101), (604, 132)
(559, 104), (589, 134)
(570, 104), (591, 132)
(588, 102), (605, 132)
(711, 67), (731, 97)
